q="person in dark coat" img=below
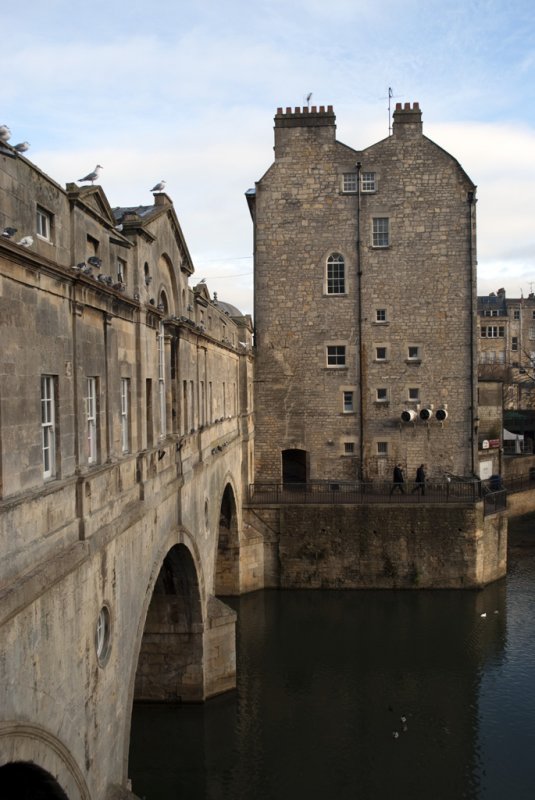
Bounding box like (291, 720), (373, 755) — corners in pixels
(412, 463), (426, 495)
(390, 463), (405, 494)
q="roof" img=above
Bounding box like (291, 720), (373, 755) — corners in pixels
(216, 300), (244, 317)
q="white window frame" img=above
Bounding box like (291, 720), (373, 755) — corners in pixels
(36, 206), (52, 241)
(158, 323), (166, 437)
(376, 308), (387, 323)
(377, 441), (388, 456)
(343, 391), (354, 413)
(372, 217), (389, 248)
(408, 387), (420, 402)
(408, 346), (420, 360)
(326, 253), (345, 295)
(120, 378), (130, 453)
(86, 377), (97, 464)
(41, 375), (56, 478)
(342, 173), (357, 193)
(375, 346), (387, 361)
(326, 345), (346, 367)
(481, 326), (504, 338)
(513, 309), (520, 320)
(376, 387), (388, 402)
(361, 172), (376, 192)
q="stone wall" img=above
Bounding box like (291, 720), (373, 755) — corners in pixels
(246, 502), (506, 589)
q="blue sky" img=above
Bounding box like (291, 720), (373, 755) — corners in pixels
(3, 0), (535, 313)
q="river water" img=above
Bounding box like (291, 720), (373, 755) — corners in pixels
(129, 515), (535, 800)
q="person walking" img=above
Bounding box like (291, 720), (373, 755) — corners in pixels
(390, 463), (405, 495)
(412, 463), (426, 495)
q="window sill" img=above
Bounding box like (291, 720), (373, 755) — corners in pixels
(323, 292), (348, 298)
(374, 359), (389, 364)
(370, 245), (390, 250)
(374, 400), (390, 406)
(325, 366), (348, 370)
(372, 321), (389, 326)
(405, 359), (421, 365)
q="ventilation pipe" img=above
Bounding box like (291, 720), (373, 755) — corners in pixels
(400, 409), (417, 423)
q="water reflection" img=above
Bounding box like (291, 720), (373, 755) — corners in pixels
(130, 516), (535, 800)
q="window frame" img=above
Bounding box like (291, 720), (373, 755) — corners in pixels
(361, 172), (376, 192)
(407, 345), (420, 361)
(326, 345), (346, 367)
(120, 378), (130, 453)
(376, 387), (388, 403)
(326, 253), (346, 295)
(375, 346), (387, 361)
(372, 217), (389, 248)
(41, 375), (56, 479)
(342, 390), (354, 413)
(86, 377), (97, 465)
(408, 387), (420, 402)
(481, 326), (504, 338)
(375, 308), (387, 323)
(377, 441), (388, 457)
(341, 173), (357, 193)
(36, 206), (53, 241)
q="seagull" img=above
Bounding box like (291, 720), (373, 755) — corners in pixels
(79, 164), (103, 184)
(2, 226), (17, 238)
(480, 612), (487, 618)
(150, 180), (166, 192)
(14, 141), (30, 153)
(0, 125), (11, 142)
(17, 235), (34, 247)
(114, 223), (123, 232)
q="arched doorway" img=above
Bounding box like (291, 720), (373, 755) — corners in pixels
(215, 484), (240, 596)
(0, 761), (69, 800)
(282, 448), (308, 484)
(134, 544), (204, 702)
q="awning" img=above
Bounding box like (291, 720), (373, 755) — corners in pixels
(503, 410), (535, 434)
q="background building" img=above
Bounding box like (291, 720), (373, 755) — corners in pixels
(248, 102), (478, 485)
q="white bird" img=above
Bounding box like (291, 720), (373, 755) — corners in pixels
(17, 235), (34, 247)
(150, 180), (166, 192)
(14, 141), (30, 153)
(0, 125), (11, 142)
(480, 612), (487, 618)
(79, 164), (103, 184)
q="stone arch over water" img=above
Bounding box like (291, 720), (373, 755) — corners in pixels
(133, 543), (205, 703)
(215, 482), (240, 596)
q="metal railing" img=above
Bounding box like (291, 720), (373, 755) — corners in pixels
(248, 480), (485, 506)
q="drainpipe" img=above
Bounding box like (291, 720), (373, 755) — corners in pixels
(468, 190), (477, 477)
(356, 162), (364, 480)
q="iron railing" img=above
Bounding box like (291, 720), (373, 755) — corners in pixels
(248, 480), (484, 506)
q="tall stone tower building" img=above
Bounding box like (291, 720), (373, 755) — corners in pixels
(247, 102), (478, 484)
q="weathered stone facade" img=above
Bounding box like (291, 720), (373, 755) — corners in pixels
(249, 102), (478, 484)
(0, 143), (258, 798)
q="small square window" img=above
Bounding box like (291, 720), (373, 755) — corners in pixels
(344, 442), (355, 454)
(408, 346), (420, 360)
(342, 173), (357, 193)
(36, 206), (53, 241)
(376, 347), (387, 361)
(327, 345), (346, 366)
(513, 309), (520, 320)
(408, 387), (420, 401)
(361, 172), (376, 192)
(377, 441), (388, 456)
(376, 388), (388, 402)
(376, 309), (387, 323)
(343, 391), (354, 413)
(372, 217), (389, 248)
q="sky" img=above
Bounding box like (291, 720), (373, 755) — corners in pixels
(3, 0), (535, 316)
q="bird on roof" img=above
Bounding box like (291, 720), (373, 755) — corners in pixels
(2, 226), (17, 239)
(14, 141), (30, 153)
(17, 235), (34, 247)
(150, 180), (166, 192)
(0, 125), (11, 142)
(79, 164), (103, 184)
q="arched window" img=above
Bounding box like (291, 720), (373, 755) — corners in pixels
(326, 253), (345, 294)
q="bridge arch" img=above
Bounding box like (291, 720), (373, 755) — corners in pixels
(0, 761), (69, 799)
(214, 480), (240, 596)
(133, 541), (204, 703)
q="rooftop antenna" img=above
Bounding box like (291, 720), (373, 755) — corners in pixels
(386, 87), (401, 135)
(306, 92), (312, 109)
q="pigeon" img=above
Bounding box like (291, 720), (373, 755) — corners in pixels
(0, 125), (11, 142)
(87, 256), (102, 268)
(17, 235), (34, 247)
(2, 227), (17, 238)
(79, 164), (103, 184)
(14, 141), (30, 153)
(150, 180), (166, 192)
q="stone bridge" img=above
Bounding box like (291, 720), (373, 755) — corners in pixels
(0, 144), (260, 799)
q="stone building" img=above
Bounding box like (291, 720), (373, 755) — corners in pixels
(248, 102), (478, 485)
(0, 141), (257, 798)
